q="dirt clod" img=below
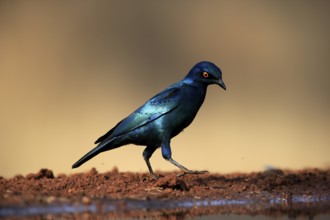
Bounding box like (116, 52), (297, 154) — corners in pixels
(154, 173), (190, 191)
(26, 168), (54, 180)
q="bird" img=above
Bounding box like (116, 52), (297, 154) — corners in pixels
(72, 61), (226, 176)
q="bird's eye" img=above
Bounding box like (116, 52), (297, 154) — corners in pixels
(202, 72), (209, 78)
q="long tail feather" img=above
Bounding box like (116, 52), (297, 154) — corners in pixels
(72, 137), (116, 168)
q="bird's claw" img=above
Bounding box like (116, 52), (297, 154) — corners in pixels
(150, 174), (160, 180)
(148, 172), (164, 180)
(177, 170), (208, 177)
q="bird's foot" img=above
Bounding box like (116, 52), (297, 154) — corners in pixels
(142, 174), (160, 181)
(147, 172), (164, 180)
(177, 170), (208, 177)
(150, 174), (161, 180)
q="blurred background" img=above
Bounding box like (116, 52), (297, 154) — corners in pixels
(0, 1), (329, 177)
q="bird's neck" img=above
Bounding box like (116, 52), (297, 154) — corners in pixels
(182, 78), (208, 94)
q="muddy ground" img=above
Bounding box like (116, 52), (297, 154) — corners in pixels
(0, 168), (329, 219)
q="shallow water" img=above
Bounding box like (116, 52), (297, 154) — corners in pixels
(194, 214), (330, 220)
(1, 195), (329, 219)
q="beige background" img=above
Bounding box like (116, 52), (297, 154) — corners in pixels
(1, 1), (329, 177)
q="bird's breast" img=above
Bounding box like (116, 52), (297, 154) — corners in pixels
(163, 86), (206, 137)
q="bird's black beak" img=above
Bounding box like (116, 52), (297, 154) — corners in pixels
(217, 79), (226, 90)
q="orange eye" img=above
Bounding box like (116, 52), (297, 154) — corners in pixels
(202, 72), (209, 78)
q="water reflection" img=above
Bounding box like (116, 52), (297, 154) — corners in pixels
(1, 195), (329, 219)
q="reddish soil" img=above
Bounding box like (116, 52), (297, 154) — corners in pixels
(0, 168), (329, 219)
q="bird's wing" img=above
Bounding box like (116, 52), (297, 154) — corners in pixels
(95, 86), (181, 144)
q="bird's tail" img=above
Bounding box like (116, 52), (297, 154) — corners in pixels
(72, 137), (116, 169)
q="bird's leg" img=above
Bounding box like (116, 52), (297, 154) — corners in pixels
(143, 145), (158, 177)
(167, 158), (208, 176)
(161, 141), (208, 176)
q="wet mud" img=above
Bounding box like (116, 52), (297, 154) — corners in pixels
(0, 168), (329, 219)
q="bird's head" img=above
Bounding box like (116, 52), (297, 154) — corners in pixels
(185, 61), (226, 90)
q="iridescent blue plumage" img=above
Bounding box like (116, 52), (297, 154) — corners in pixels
(72, 61), (226, 175)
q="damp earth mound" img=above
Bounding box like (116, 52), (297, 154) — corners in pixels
(0, 168), (329, 219)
